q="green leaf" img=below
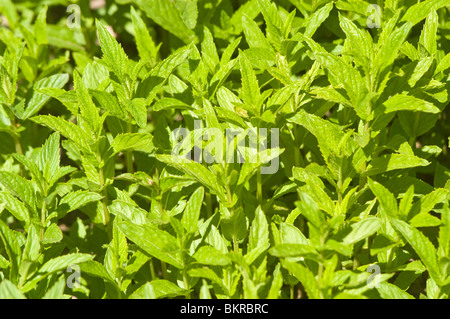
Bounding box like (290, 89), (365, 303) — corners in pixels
(408, 188), (449, 220)
(373, 21), (412, 77)
(111, 133), (154, 154)
(39, 132), (61, 184)
(42, 275), (66, 299)
(257, 0), (283, 52)
(188, 267), (228, 294)
(130, 280), (186, 299)
(31, 115), (92, 151)
(118, 220), (183, 269)
(193, 246), (230, 266)
(366, 154), (430, 176)
(339, 14), (373, 67)
(0, 280), (25, 299)
(0, 171), (35, 212)
(377, 282), (415, 299)
(137, 47), (191, 104)
(0, 220), (21, 283)
(390, 218), (442, 285)
(153, 98), (192, 112)
(57, 191), (103, 216)
(181, 186), (204, 234)
(281, 260), (321, 299)
(434, 53), (450, 75)
(343, 217), (381, 245)
(156, 155), (227, 202)
(79, 260), (114, 283)
(248, 206), (269, 253)
(42, 224), (63, 245)
(39, 253), (94, 273)
(383, 94), (440, 114)
(419, 10), (438, 57)
(131, 6), (158, 64)
(269, 243), (317, 258)
(0, 192), (30, 224)
(74, 71), (100, 136)
(402, 0), (450, 25)
(23, 74), (69, 119)
(201, 26), (220, 73)
(295, 192), (326, 230)
(303, 2), (333, 38)
(239, 50), (260, 111)
(242, 14), (273, 51)
(34, 6), (48, 45)
(131, 0), (196, 43)
(302, 37), (369, 119)
(292, 167), (335, 215)
(96, 19), (129, 81)
(368, 178), (398, 218)
(289, 109), (347, 161)
(22, 225), (40, 262)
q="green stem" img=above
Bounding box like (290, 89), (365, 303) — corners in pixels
(233, 236), (239, 253)
(40, 200), (47, 241)
(10, 122), (25, 176)
(98, 157), (110, 226)
(183, 272), (191, 299)
(150, 259), (157, 280)
(257, 170), (262, 203)
(205, 192), (212, 218)
(126, 122), (134, 174)
(12, 132), (23, 156)
(161, 261), (168, 280)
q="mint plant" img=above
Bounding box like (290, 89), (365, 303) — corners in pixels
(0, 0), (449, 299)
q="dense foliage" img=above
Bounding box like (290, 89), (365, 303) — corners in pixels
(0, 0), (449, 299)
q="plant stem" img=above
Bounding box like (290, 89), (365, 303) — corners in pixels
(150, 259), (157, 280)
(126, 122), (134, 174)
(205, 192), (212, 218)
(98, 155), (110, 225)
(40, 200), (47, 241)
(183, 272), (191, 299)
(161, 261), (168, 280)
(257, 170), (262, 203)
(233, 236), (239, 253)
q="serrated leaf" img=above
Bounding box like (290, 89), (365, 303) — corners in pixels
(401, 0), (450, 25)
(390, 218), (442, 285)
(131, 6), (158, 65)
(131, 0), (196, 43)
(193, 246), (230, 266)
(156, 155), (226, 202)
(23, 74), (69, 119)
(0, 171), (35, 212)
(39, 253), (94, 273)
(181, 186), (204, 234)
(383, 94), (440, 114)
(368, 178), (398, 218)
(367, 153), (430, 176)
(119, 220), (183, 269)
(31, 115), (92, 151)
(0, 280), (25, 299)
(281, 260), (321, 299)
(377, 282), (415, 299)
(111, 133), (154, 154)
(239, 50), (260, 111)
(343, 217), (381, 245)
(42, 223), (63, 244)
(96, 19), (129, 81)
(39, 132), (61, 183)
(0, 192), (30, 224)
